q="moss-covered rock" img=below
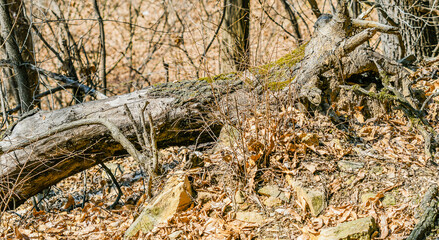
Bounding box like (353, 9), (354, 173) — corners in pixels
(318, 217), (377, 240)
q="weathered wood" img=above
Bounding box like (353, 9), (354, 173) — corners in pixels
(0, 78), (242, 210)
(407, 184), (439, 240)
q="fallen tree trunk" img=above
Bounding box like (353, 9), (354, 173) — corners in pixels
(0, 78), (244, 210)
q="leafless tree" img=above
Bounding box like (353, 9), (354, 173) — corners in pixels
(376, 0), (438, 60)
(220, 0), (250, 72)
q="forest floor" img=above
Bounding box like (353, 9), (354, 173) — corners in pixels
(2, 60), (439, 239)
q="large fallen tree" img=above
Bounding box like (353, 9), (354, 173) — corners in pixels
(1, 0), (436, 211)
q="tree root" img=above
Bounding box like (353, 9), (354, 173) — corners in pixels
(407, 184), (439, 240)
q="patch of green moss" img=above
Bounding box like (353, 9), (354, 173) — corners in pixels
(274, 42), (308, 68)
(198, 72), (237, 83)
(254, 42), (308, 76)
(148, 206), (162, 216)
(377, 89), (396, 101)
(267, 76), (296, 91)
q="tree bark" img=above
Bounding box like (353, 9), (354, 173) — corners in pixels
(378, 0), (438, 60)
(0, 0), (33, 113)
(220, 0), (250, 72)
(9, 0), (39, 104)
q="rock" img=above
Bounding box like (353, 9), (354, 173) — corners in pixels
(124, 174), (194, 238)
(289, 181), (326, 216)
(361, 193), (376, 204)
(258, 185), (281, 197)
(371, 166), (383, 175)
(337, 160), (364, 172)
(197, 191), (215, 204)
(302, 133), (319, 146)
(264, 196), (283, 207)
(235, 190), (245, 204)
(235, 211), (264, 224)
(382, 193), (396, 207)
(318, 217), (377, 240)
(258, 185), (288, 208)
(215, 124), (240, 151)
(258, 185), (289, 203)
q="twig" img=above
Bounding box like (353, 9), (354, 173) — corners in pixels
(199, 0), (226, 65)
(82, 171), (87, 208)
(147, 112), (159, 175)
(10, 62), (107, 100)
(31, 25), (63, 63)
(7, 84), (75, 114)
(421, 90), (439, 112)
(352, 19), (399, 33)
(140, 101), (151, 155)
(307, 0), (321, 17)
(124, 104), (145, 148)
(258, 0), (297, 41)
(99, 161), (123, 209)
(280, 0), (303, 44)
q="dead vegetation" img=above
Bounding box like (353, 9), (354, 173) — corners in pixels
(1, 0), (439, 239)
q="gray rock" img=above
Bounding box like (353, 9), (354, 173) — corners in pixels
(290, 181), (326, 216)
(318, 217), (377, 240)
(236, 211), (264, 224)
(235, 190), (245, 204)
(337, 160), (364, 172)
(361, 193), (376, 204)
(382, 193), (396, 207)
(264, 196), (283, 207)
(258, 185), (281, 198)
(125, 174), (194, 238)
(215, 124), (240, 151)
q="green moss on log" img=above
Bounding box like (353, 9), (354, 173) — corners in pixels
(168, 44), (307, 92)
(253, 42), (307, 77)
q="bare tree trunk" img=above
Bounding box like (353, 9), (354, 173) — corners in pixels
(220, 0), (250, 72)
(378, 0), (438, 60)
(93, 0), (107, 95)
(307, 0), (321, 18)
(0, 0), (32, 113)
(9, 0), (39, 104)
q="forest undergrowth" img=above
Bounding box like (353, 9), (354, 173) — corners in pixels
(1, 58), (439, 239)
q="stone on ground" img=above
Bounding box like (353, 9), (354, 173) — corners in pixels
(288, 179), (326, 216)
(235, 211), (264, 224)
(318, 217), (377, 240)
(124, 173), (194, 238)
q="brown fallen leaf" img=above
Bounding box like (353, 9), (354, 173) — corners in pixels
(32, 209), (45, 217)
(14, 227), (30, 240)
(63, 194), (75, 210)
(377, 215), (389, 239)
